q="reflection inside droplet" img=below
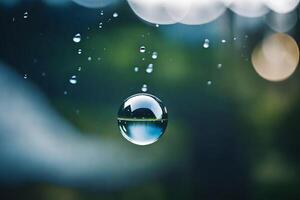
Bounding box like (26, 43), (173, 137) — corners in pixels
(117, 93), (168, 145)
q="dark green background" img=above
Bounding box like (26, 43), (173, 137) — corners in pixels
(0, 1), (300, 200)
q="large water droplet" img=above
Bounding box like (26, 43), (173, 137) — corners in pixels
(73, 33), (81, 43)
(117, 93), (168, 145)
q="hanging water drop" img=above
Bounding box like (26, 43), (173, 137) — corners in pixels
(117, 93), (168, 145)
(73, 33), (81, 43)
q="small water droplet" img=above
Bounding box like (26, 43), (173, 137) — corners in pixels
(233, 37), (237, 41)
(41, 72), (46, 76)
(221, 39), (226, 43)
(88, 56), (92, 61)
(99, 22), (103, 29)
(203, 39), (210, 48)
(73, 33), (81, 43)
(78, 49), (82, 55)
(217, 64), (222, 69)
(64, 91), (68, 95)
(100, 11), (104, 16)
(140, 46), (146, 53)
(156, 24), (160, 27)
(78, 66), (82, 71)
(24, 74), (28, 79)
(146, 64), (153, 74)
(134, 67), (139, 72)
(141, 84), (148, 92)
(69, 75), (77, 84)
(117, 93), (168, 145)
(23, 12), (28, 19)
(207, 80), (212, 85)
(152, 52), (158, 59)
(113, 12), (118, 18)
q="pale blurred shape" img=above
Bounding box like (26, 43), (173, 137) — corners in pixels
(179, 0), (226, 25)
(265, 11), (298, 33)
(264, 0), (300, 14)
(72, 0), (118, 8)
(251, 33), (299, 81)
(229, 0), (269, 18)
(127, 0), (178, 25)
(127, 0), (226, 25)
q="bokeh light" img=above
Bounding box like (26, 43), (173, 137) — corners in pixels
(251, 33), (299, 81)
